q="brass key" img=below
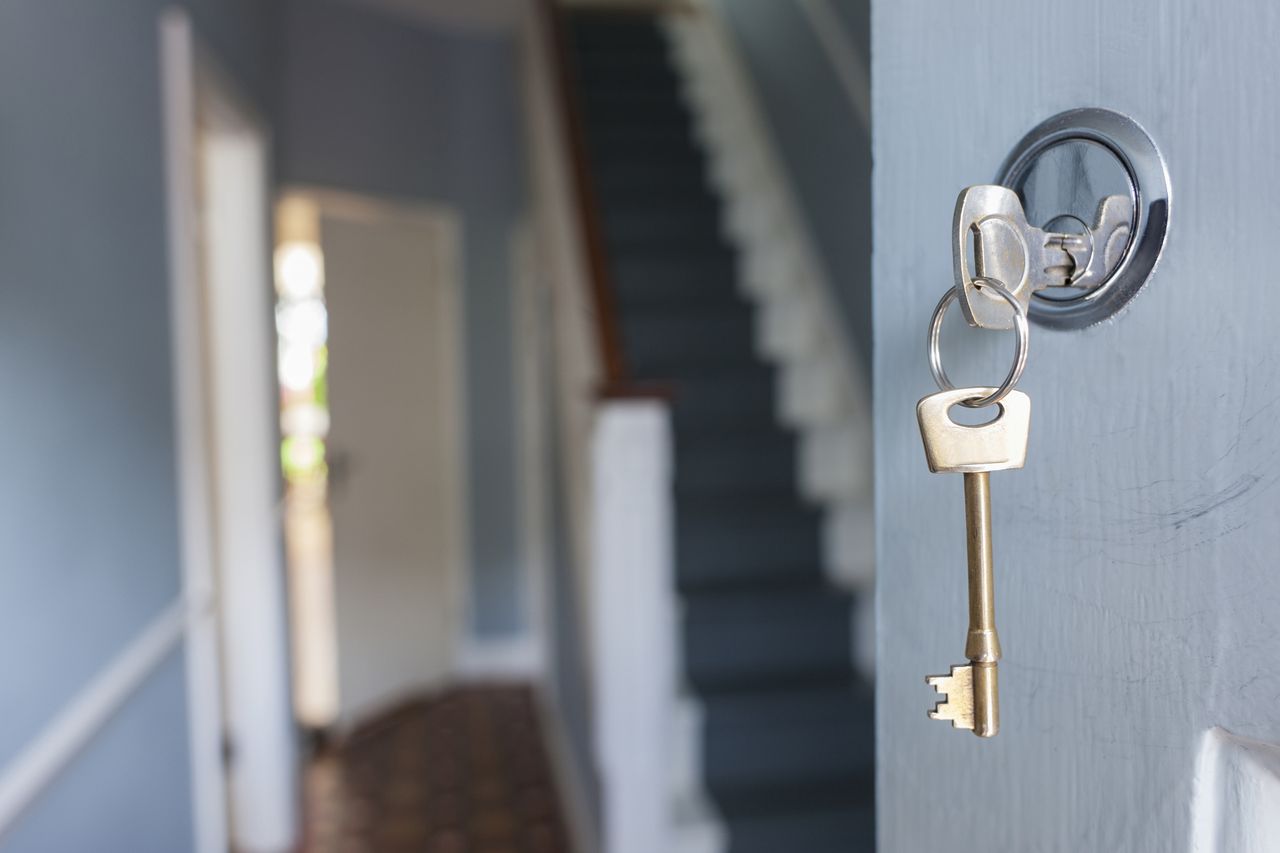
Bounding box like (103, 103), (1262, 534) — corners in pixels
(917, 386), (1030, 738)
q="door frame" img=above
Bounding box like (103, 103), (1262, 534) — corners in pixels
(161, 9), (297, 852)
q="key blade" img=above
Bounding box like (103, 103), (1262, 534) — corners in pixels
(926, 664), (975, 730)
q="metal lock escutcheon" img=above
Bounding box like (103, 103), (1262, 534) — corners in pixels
(957, 108), (1170, 331)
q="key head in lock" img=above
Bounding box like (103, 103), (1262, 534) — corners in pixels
(954, 185), (1136, 331)
(953, 185), (1037, 331)
(917, 387), (1031, 473)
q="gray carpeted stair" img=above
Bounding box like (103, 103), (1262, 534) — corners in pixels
(566, 12), (874, 852)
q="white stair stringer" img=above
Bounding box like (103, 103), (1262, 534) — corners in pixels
(673, 797), (728, 853)
(670, 694), (728, 853)
(663, 11), (876, 606)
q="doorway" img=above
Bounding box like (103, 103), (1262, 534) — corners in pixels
(275, 190), (466, 733)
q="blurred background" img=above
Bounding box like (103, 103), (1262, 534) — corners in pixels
(0, 0), (871, 851)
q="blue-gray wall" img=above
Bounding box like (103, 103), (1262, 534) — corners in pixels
(2, 652), (195, 853)
(0, 1), (274, 850)
(278, 0), (527, 638)
(714, 0), (872, 368)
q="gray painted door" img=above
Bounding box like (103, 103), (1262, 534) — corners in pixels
(873, 5), (1280, 851)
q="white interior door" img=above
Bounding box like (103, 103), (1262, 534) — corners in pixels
(873, 5), (1280, 852)
(320, 200), (464, 727)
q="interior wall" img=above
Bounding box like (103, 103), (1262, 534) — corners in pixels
(712, 0), (873, 368)
(0, 1), (273, 849)
(277, 0), (529, 642)
(0, 654), (195, 853)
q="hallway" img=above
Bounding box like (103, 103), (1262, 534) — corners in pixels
(0, 2), (875, 850)
(302, 687), (572, 853)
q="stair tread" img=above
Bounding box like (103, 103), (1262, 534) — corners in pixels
(682, 585), (855, 691)
(675, 506), (820, 591)
(575, 63), (678, 90)
(602, 209), (723, 250)
(607, 243), (736, 270)
(673, 489), (822, 590)
(699, 677), (874, 728)
(723, 802), (876, 853)
(673, 433), (798, 495)
(622, 311), (757, 375)
(600, 201), (721, 230)
(591, 160), (709, 195)
(682, 582), (852, 609)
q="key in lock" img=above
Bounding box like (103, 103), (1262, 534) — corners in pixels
(953, 184), (1133, 331)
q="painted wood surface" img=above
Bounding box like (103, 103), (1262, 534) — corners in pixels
(590, 402), (676, 853)
(872, 3), (1280, 851)
(323, 206), (464, 727)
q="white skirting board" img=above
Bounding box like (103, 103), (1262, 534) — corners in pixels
(669, 695), (727, 853)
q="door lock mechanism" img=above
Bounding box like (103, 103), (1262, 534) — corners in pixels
(953, 108), (1170, 331)
(954, 184), (1133, 331)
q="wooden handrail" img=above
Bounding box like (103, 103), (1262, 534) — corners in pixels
(536, 0), (671, 400)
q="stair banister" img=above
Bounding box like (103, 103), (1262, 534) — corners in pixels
(537, 0), (660, 399)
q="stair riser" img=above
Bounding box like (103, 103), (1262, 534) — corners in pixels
(605, 220), (724, 251)
(581, 99), (690, 128)
(677, 526), (819, 581)
(593, 166), (709, 200)
(722, 805), (876, 853)
(622, 314), (757, 375)
(682, 600), (853, 690)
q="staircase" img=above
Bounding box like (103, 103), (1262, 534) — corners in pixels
(565, 12), (875, 852)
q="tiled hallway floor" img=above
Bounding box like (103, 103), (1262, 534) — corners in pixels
(302, 686), (572, 853)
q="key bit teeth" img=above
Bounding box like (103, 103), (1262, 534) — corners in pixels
(926, 664), (975, 730)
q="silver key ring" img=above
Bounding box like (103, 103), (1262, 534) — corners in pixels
(927, 276), (1029, 408)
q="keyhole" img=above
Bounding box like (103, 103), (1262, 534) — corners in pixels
(1008, 137), (1134, 302)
